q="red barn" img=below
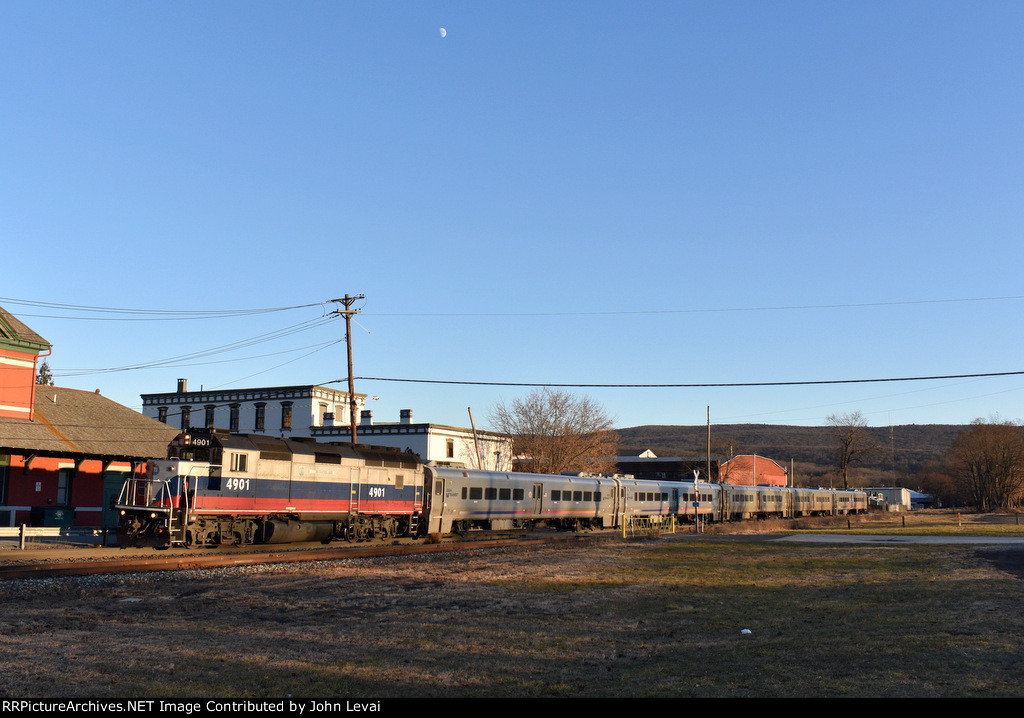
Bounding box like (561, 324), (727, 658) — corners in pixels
(0, 306), (177, 528)
(720, 454), (788, 487)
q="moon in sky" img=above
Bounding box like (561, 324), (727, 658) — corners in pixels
(440, 27), (447, 38)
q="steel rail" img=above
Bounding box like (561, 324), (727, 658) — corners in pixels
(0, 534), (594, 580)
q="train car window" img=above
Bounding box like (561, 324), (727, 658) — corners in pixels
(573, 491), (582, 502)
(437, 483), (443, 496)
(499, 488), (511, 500)
(469, 487), (483, 500)
(583, 491), (592, 501)
(594, 491), (601, 502)
(552, 490), (561, 501)
(485, 487), (497, 500)
(513, 488), (524, 500)
(461, 487), (467, 499)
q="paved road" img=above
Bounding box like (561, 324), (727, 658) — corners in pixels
(773, 533), (1024, 545)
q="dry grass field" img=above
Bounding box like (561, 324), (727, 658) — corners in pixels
(0, 511), (1022, 698)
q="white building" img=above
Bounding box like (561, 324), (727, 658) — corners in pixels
(141, 379), (366, 437)
(864, 487), (912, 512)
(312, 409), (513, 471)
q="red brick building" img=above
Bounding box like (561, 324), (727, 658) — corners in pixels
(720, 454), (788, 487)
(0, 307), (177, 527)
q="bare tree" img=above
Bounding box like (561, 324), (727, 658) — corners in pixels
(827, 411), (878, 489)
(489, 388), (618, 475)
(946, 419), (1024, 511)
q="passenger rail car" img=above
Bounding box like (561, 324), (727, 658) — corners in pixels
(116, 430), (424, 547)
(425, 469), (867, 533)
(117, 430), (869, 548)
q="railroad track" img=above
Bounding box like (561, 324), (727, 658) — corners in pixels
(0, 532), (596, 580)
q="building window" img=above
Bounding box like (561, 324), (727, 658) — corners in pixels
(181, 406), (191, 430)
(157, 407), (168, 424)
(205, 405), (216, 429)
(229, 404), (240, 432)
(254, 403), (266, 431)
(446, 439), (454, 459)
(281, 402), (292, 431)
(319, 403), (329, 426)
(57, 468), (75, 506)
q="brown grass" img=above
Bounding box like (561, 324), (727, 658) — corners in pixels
(1, 525), (1022, 698)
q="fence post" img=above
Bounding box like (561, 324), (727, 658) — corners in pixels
(19, 524), (26, 551)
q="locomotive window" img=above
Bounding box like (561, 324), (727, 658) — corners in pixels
(396, 475), (405, 489)
(484, 487), (497, 500)
(230, 453), (247, 472)
(513, 488), (524, 500)
(499, 488), (511, 500)
(551, 490), (561, 501)
(469, 487), (483, 500)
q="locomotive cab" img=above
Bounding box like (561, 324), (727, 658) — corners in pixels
(115, 458), (210, 548)
(115, 429), (220, 547)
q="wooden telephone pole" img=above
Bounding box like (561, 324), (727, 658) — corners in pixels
(331, 295), (364, 443)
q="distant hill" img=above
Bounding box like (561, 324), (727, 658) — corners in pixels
(614, 423), (967, 485)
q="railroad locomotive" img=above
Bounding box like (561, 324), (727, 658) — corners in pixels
(116, 430), (424, 548)
(116, 429), (868, 548)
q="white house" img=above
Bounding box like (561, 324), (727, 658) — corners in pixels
(312, 409), (513, 471)
(141, 379), (366, 437)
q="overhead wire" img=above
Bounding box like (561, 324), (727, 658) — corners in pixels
(346, 370), (1024, 388)
(362, 294), (1024, 317)
(0, 296), (331, 321)
(56, 315), (341, 377)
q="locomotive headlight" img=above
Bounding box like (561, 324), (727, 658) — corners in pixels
(150, 512), (158, 519)
(120, 510), (126, 515)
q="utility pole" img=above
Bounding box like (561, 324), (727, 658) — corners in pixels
(330, 295), (364, 443)
(706, 406), (711, 484)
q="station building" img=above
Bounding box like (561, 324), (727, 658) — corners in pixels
(0, 307), (176, 528)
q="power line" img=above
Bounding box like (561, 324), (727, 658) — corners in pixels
(347, 370), (1024, 389)
(0, 296), (332, 321)
(362, 295), (1024, 318)
(56, 315), (339, 376)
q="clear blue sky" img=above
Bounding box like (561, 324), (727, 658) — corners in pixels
(3, 1), (1023, 431)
